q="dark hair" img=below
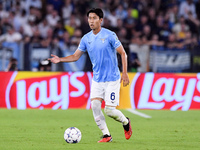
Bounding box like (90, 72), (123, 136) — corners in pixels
(87, 8), (104, 19)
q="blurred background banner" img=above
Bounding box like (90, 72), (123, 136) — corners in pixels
(0, 46), (13, 71)
(30, 46), (50, 70)
(149, 50), (191, 72)
(0, 42), (22, 71)
(0, 72), (199, 110)
(191, 48), (200, 72)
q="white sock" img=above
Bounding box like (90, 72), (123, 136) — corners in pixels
(91, 100), (110, 135)
(104, 106), (128, 125)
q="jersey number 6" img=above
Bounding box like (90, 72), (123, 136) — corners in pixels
(110, 92), (115, 100)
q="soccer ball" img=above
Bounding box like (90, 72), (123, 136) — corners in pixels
(64, 127), (82, 143)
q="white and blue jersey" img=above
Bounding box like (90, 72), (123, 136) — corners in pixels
(78, 28), (121, 82)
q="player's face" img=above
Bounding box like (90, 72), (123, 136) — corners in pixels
(88, 13), (102, 30)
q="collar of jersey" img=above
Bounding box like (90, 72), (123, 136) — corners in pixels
(92, 27), (102, 37)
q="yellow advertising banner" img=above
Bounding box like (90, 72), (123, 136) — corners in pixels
(117, 73), (136, 109)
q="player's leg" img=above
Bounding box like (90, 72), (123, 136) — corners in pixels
(104, 79), (132, 140)
(90, 80), (112, 142)
(104, 106), (132, 139)
(91, 99), (112, 142)
(104, 106), (128, 125)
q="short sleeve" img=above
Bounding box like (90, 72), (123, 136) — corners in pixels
(110, 32), (121, 49)
(78, 36), (87, 52)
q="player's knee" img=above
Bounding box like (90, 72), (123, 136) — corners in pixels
(91, 100), (101, 110)
(104, 106), (116, 117)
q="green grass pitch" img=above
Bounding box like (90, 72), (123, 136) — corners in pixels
(0, 109), (200, 150)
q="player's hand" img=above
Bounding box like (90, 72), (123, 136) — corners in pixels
(48, 54), (61, 64)
(121, 72), (130, 87)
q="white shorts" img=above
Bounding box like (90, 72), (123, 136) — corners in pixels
(90, 79), (120, 106)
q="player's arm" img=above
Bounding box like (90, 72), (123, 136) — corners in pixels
(116, 45), (130, 87)
(48, 49), (84, 64)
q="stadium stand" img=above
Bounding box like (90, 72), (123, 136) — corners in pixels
(0, 0), (199, 72)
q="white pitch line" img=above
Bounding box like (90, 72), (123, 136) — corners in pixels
(126, 109), (152, 118)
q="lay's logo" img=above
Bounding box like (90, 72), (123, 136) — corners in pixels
(2, 72), (92, 109)
(130, 73), (200, 111)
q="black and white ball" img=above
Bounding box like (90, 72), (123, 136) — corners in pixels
(64, 127), (82, 144)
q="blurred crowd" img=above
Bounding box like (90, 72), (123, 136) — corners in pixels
(0, 0), (200, 71)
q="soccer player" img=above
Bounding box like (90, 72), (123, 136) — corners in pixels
(48, 8), (132, 143)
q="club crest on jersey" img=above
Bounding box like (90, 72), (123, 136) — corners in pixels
(100, 38), (106, 43)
